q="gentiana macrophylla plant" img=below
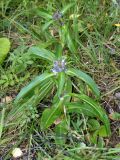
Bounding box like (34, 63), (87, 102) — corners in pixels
(15, 45), (111, 145)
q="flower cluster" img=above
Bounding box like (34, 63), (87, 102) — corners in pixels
(53, 10), (62, 20)
(52, 59), (66, 73)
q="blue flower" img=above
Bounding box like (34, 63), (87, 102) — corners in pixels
(52, 59), (66, 73)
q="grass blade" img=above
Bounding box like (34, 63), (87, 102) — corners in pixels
(61, 3), (75, 15)
(0, 108), (5, 138)
(42, 20), (54, 31)
(35, 9), (52, 20)
(67, 30), (76, 53)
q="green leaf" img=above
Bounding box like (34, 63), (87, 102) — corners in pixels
(15, 72), (55, 102)
(0, 38), (10, 64)
(59, 25), (67, 47)
(88, 119), (100, 131)
(41, 98), (64, 130)
(31, 79), (54, 106)
(0, 80), (6, 85)
(7, 80), (54, 122)
(69, 94), (111, 136)
(53, 72), (66, 103)
(66, 102), (98, 117)
(28, 46), (56, 62)
(97, 137), (105, 148)
(54, 74), (72, 103)
(55, 119), (68, 146)
(98, 125), (108, 137)
(8, 80), (53, 121)
(109, 112), (120, 120)
(89, 130), (99, 144)
(55, 44), (63, 59)
(42, 20), (54, 31)
(61, 3), (75, 15)
(57, 72), (66, 97)
(67, 30), (76, 53)
(35, 9), (52, 19)
(0, 108), (5, 138)
(64, 77), (72, 102)
(66, 68), (100, 98)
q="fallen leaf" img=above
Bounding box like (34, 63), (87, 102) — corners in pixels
(12, 148), (23, 158)
(115, 143), (120, 148)
(69, 14), (80, 19)
(87, 23), (94, 31)
(54, 117), (62, 125)
(109, 112), (120, 121)
(114, 24), (120, 27)
(115, 92), (120, 100)
(1, 96), (12, 103)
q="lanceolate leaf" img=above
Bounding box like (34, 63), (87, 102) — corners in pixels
(64, 77), (72, 102)
(59, 25), (67, 47)
(98, 125), (108, 137)
(42, 20), (54, 31)
(15, 72), (55, 102)
(66, 102), (98, 117)
(70, 94), (111, 136)
(32, 79), (54, 106)
(35, 9), (52, 20)
(61, 3), (75, 15)
(55, 119), (68, 145)
(28, 46), (56, 62)
(88, 119), (100, 131)
(57, 72), (66, 97)
(67, 30), (76, 53)
(53, 74), (71, 104)
(8, 80), (54, 123)
(41, 98), (64, 130)
(21, 79), (53, 103)
(55, 44), (63, 59)
(66, 68), (100, 98)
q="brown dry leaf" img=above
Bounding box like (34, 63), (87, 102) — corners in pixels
(109, 113), (115, 120)
(12, 148), (23, 158)
(72, 97), (79, 102)
(105, 139), (109, 146)
(102, 0), (106, 5)
(1, 96), (12, 103)
(50, 28), (58, 37)
(87, 23), (94, 31)
(115, 143), (120, 148)
(85, 134), (91, 142)
(109, 112), (120, 121)
(114, 24), (120, 27)
(54, 117), (62, 125)
(115, 92), (120, 100)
